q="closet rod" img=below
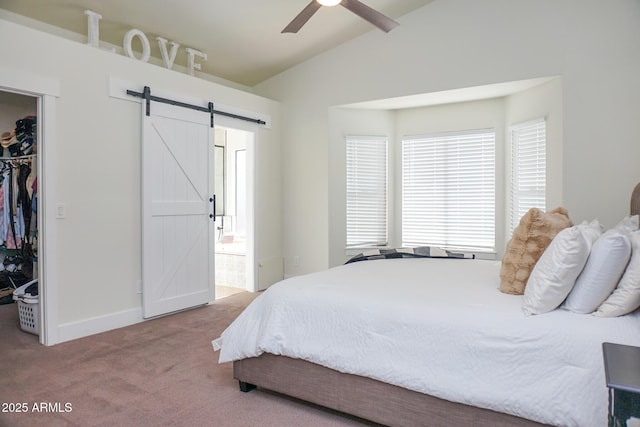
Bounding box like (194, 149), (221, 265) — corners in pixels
(126, 86), (266, 127)
(0, 155), (36, 161)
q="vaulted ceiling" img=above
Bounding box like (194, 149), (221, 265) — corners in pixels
(0, 0), (433, 87)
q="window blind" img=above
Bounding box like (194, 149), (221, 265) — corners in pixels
(510, 119), (546, 233)
(402, 130), (495, 252)
(346, 136), (388, 247)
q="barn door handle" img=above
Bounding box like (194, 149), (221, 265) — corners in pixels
(210, 195), (216, 220)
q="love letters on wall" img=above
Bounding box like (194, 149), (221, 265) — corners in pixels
(85, 10), (207, 76)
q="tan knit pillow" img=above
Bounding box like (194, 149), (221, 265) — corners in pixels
(500, 207), (573, 295)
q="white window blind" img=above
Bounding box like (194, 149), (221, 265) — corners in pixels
(510, 119), (546, 233)
(346, 136), (388, 247)
(402, 130), (495, 252)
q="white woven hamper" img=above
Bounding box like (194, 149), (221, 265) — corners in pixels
(13, 279), (39, 335)
(17, 300), (39, 335)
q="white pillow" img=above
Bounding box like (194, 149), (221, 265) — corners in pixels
(616, 214), (639, 232)
(595, 230), (640, 317)
(564, 228), (631, 313)
(522, 220), (602, 316)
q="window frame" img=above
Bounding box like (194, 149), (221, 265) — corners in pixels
(509, 118), (547, 234)
(345, 135), (389, 249)
(401, 128), (496, 253)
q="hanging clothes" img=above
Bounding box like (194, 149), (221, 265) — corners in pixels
(17, 162), (31, 241)
(0, 158), (33, 249)
(1, 168), (10, 247)
(0, 113), (38, 280)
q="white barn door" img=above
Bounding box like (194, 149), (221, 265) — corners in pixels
(141, 101), (214, 318)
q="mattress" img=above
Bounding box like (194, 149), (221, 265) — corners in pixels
(214, 258), (640, 426)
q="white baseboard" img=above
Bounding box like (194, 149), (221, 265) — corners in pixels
(57, 307), (144, 344)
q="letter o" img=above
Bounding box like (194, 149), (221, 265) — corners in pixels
(123, 29), (150, 63)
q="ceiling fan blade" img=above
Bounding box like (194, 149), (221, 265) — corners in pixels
(340, 0), (399, 33)
(282, 1), (323, 33)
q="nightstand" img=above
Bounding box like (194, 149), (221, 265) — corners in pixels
(603, 342), (640, 427)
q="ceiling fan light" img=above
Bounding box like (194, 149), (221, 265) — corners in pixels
(317, 0), (342, 6)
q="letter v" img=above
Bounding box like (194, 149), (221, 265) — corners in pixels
(156, 37), (180, 69)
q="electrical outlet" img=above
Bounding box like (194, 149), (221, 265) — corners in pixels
(293, 256), (300, 267)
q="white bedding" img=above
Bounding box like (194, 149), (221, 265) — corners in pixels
(214, 258), (640, 426)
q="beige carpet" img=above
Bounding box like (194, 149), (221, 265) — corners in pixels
(0, 294), (371, 427)
(215, 285), (246, 300)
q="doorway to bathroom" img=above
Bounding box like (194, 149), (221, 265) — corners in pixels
(214, 126), (252, 299)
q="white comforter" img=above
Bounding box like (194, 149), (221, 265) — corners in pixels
(214, 258), (640, 426)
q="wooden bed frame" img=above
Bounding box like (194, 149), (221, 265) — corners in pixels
(234, 353), (547, 426)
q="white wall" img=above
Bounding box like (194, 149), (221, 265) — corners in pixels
(0, 17), (282, 339)
(255, 0), (640, 277)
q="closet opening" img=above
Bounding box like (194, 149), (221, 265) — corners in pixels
(0, 89), (42, 342)
(213, 126), (254, 300)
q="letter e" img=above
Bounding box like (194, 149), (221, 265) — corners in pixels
(185, 47), (207, 76)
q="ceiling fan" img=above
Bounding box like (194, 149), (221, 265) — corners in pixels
(282, 0), (400, 34)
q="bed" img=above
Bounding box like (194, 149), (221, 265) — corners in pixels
(214, 187), (640, 427)
(213, 252), (640, 426)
